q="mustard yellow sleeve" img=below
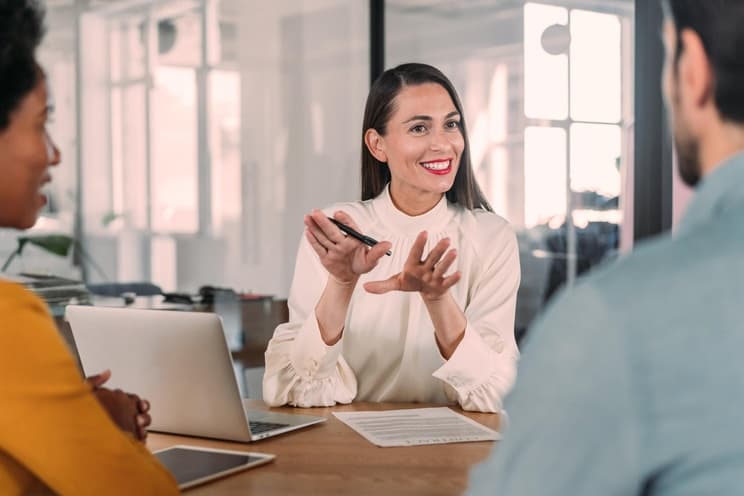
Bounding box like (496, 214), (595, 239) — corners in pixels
(0, 282), (179, 495)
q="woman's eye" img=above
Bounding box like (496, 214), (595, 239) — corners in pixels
(446, 120), (461, 130)
(410, 124), (427, 134)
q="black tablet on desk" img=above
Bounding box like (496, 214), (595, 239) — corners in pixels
(154, 445), (275, 490)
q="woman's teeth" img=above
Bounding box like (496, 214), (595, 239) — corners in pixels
(421, 160), (450, 170)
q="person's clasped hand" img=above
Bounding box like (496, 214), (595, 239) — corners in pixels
(86, 369), (151, 442)
(364, 231), (460, 301)
(304, 210), (392, 285)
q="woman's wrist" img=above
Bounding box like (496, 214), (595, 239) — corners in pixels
(328, 273), (359, 289)
(422, 291), (467, 359)
(420, 284), (456, 304)
(316, 275), (358, 345)
(434, 329), (466, 359)
(421, 291), (446, 303)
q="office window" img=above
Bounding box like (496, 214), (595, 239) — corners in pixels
(76, 0), (368, 296)
(524, 126), (566, 228)
(570, 123), (621, 203)
(151, 66), (198, 233)
(123, 19), (146, 79)
(120, 84), (149, 230)
(209, 70), (241, 235)
(156, 10), (202, 67)
(107, 17), (150, 231)
(387, 0), (634, 333)
(570, 9), (622, 123)
(524, 3), (568, 120)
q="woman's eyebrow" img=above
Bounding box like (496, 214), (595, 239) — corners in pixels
(402, 111), (460, 124)
(402, 114), (432, 124)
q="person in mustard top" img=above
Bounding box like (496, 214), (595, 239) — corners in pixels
(0, 1), (179, 494)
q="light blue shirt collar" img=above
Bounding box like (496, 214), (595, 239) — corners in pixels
(676, 150), (744, 236)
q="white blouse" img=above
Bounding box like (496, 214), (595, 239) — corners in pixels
(263, 186), (521, 412)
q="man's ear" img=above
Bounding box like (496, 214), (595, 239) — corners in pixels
(679, 28), (714, 109)
(364, 128), (387, 163)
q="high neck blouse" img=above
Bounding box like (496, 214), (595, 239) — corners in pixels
(264, 186), (521, 413)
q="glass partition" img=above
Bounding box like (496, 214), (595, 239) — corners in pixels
(387, 0), (634, 335)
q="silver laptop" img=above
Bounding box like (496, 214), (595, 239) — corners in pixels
(66, 305), (325, 442)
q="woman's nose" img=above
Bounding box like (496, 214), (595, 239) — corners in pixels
(429, 128), (452, 151)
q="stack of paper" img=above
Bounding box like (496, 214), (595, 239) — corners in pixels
(333, 407), (500, 447)
(5, 273), (90, 307)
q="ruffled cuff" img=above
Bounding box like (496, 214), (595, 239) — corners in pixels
(432, 324), (514, 412)
(289, 309), (344, 379)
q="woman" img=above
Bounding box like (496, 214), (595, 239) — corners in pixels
(264, 63), (520, 413)
(0, 1), (178, 493)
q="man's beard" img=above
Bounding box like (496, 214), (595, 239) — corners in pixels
(675, 127), (701, 187)
(671, 85), (702, 187)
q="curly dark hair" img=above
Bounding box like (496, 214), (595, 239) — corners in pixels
(0, 0), (46, 131)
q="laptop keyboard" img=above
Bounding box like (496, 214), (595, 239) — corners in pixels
(249, 420), (290, 434)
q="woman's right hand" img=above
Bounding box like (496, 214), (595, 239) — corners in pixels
(304, 210), (391, 285)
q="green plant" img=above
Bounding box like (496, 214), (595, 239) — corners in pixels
(1, 234), (110, 281)
(101, 211), (123, 228)
(1, 234), (73, 271)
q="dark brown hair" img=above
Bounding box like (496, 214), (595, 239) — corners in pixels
(361, 63), (492, 211)
(662, 0), (744, 124)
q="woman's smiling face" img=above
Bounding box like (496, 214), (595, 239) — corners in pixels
(365, 82), (464, 214)
(0, 75), (60, 229)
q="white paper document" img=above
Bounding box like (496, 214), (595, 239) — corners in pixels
(333, 407), (500, 447)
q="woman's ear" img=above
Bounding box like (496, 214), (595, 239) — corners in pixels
(364, 128), (387, 163)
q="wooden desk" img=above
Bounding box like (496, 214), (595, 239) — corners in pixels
(147, 400), (499, 496)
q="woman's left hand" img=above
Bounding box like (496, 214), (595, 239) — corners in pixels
(86, 369), (152, 442)
(364, 231), (461, 301)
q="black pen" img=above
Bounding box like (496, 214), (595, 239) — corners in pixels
(328, 217), (392, 256)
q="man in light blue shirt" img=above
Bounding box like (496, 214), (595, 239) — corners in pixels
(468, 1), (744, 494)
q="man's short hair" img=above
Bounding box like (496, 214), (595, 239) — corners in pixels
(663, 0), (744, 125)
(0, 0), (46, 131)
